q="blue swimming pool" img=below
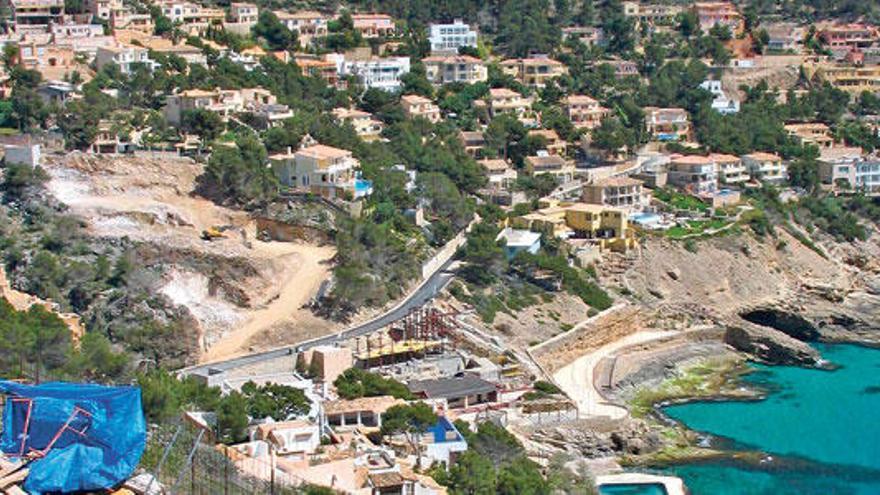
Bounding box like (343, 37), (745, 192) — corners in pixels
(354, 179), (373, 196)
(598, 483), (669, 495)
(630, 212), (661, 226)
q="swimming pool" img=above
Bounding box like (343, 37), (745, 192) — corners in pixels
(630, 212), (662, 227)
(354, 179), (373, 197)
(598, 482), (669, 495)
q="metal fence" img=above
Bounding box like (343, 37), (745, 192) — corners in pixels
(142, 421), (306, 495)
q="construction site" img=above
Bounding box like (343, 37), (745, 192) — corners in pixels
(41, 151), (339, 362)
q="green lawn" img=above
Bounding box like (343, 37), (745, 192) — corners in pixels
(664, 218), (732, 239)
(653, 188), (710, 212)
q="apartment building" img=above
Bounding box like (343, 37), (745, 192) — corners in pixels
(528, 129), (567, 156)
(422, 55), (487, 85)
(818, 146), (880, 194)
(332, 107), (384, 141)
(668, 155), (719, 194)
(817, 23), (878, 49)
(802, 62), (880, 94)
(95, 45), (156, 74)
(500, 56), (567, 87)
(270, 144), (372, 200)
(622, 2), (683, 25)
(742, 152), (787, 183)
(338, 56), (410, 92)
(784, 122), (834, 149)
(524, 153), (576, 182)
(428, 19), (477, 54)
(581, 176), (651, 211)
(479, 159), (518, 190)
(564, 94), (608, 129)
(644, 107), (691, 142)
(712, 153), (749, 185)
(483, 87), (533, 119)
(401, 94), (442, 123)
(693, 2), (743, 34)
(10, 0), (65, 31)
(351, 14), (395, 38)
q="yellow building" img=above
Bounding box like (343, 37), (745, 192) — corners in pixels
(802, 62), (880, 94)
(511, 200), (635, 252)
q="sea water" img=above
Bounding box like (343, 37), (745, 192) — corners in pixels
(660, 344), (880, 494)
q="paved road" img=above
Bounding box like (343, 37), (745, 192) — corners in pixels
(178, 259), (458, 378)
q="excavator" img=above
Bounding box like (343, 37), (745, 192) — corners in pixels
(201, 225), (231, 241)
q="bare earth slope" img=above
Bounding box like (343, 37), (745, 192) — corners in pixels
(42, 152), (336, 362)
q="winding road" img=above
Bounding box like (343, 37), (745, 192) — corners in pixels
(177, 258), (458, 378)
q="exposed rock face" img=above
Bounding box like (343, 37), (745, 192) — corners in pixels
(739, 307), (820, 341)
(528, 418), (663, 458)
(724, 319), (820, 366)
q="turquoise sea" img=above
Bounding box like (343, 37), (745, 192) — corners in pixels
(660, 344), (880, 494)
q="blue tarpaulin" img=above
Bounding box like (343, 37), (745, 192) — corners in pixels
(0, 381), (147, 494)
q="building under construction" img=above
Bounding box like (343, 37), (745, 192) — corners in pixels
(352, 307), (457, 368)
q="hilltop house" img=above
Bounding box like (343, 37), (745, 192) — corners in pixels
(512, 199), (634, 252)
(269, 144), (372, 200)
(459, 131), (486, 157)
(784, 122), (834, 149)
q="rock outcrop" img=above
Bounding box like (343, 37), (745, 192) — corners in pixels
(723, 319), (820, 366)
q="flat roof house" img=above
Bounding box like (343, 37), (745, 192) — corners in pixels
(428, 20), (477, 54)
(497, 227), (541, 259)
(339, 56), (411, 92)
(254, 420), (321, 459)
(408, 376), (498, 409)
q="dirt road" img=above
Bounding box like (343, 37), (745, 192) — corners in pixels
(201, 242), (335, 362)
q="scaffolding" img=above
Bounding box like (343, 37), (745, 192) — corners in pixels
(354, 307), (458, 368)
